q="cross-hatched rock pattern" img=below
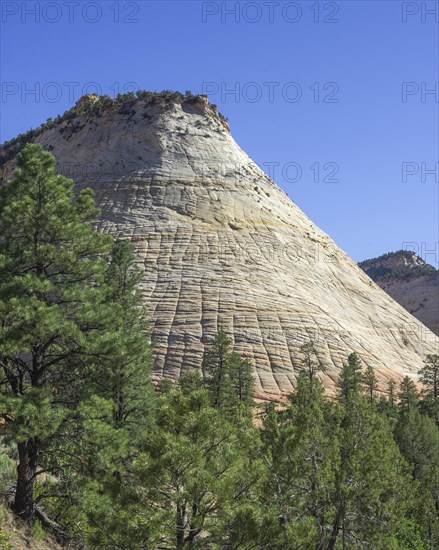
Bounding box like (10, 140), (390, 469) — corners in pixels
(1, 95), (437, 401)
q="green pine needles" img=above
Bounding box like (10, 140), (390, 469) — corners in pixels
(0, 144), (153, 524)
(0, 144), (438, 548)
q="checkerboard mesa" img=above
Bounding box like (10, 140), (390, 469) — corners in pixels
(1, 92), (437, 401)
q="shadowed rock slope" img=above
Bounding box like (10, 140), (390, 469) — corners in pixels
(1, 93), (437, 401)
(359, 251), (439, 337)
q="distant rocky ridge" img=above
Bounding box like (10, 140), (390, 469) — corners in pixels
(359, 251), (439, 336)
(1, 92), (437, 401)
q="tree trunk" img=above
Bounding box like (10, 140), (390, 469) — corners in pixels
(327, 504), (344, 550)
(176, 502), (186, 550)
(13, 439), (39, 521)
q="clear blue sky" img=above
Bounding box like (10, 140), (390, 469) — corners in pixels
(1, 1), (438, 265)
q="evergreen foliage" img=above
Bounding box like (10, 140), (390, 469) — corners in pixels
(1, 145), (439, 548)
(337, 352), (363, 402)
(131, 377), (263, 549)
(0, 144), (114, 521)
(203, 330), (254, 413)
(363, 364), (378, 403)
(420, 354), (439, 397)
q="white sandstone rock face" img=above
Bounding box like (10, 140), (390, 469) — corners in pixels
(1, 96), (437, 401)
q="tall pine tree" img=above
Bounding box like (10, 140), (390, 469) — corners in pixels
(0, 144), (114, 521)
(337, 352), (363, 402)
(203, 330), (254, 413)
(63, 240), (154, 544)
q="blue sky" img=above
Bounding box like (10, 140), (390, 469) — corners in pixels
(1, 0), (438, 265)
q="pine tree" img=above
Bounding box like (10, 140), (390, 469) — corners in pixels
(262, 354), (339, 549)
(0, 144), (114, 521)
(363, 364), (378, 404)
(398, 376), (419, 413)
(327, 357), (412, 549)
(203, 330), (254, 412)
(395, 409), (439, 546)
(328, 393), (411, 549)
(203, 330), (233, 408)
(388, 379), (396, 408)
(132, 377), (264, 549)
(96, 239), (153, 432)
(377, 379), (398, 427)
(299, 340), (326, 395)
(420, 354), (439, 399)
(337, 352), (363, 402)
(227, 352), (254, 407)
(395, 410), (439, 484)
(68, 240), (154, 544)
(419, 354), (439, 422)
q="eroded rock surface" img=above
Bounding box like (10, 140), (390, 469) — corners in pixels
(1, 95), (437, 400)
(359, 251), (439, 337)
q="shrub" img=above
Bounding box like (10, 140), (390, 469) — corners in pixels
(0, 442), (15, 498)
(0, 531), (12, 550)
(30, 520), (46, 541)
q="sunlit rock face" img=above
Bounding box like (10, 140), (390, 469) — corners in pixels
(1, 94), (437, 401)
(360, 252), (439, 337)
